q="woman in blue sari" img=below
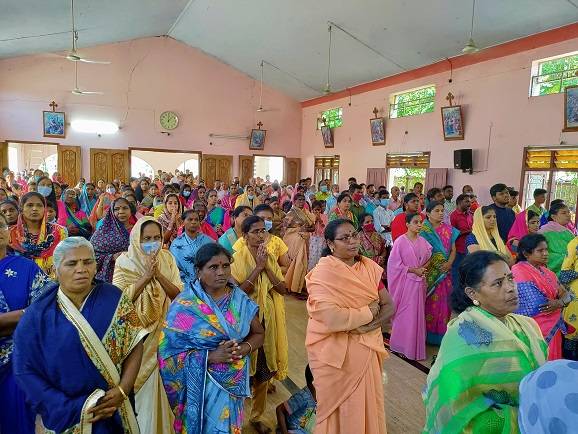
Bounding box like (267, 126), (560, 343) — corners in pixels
(170, 209), (214, 285)
(13, 237), (146, 434)
(79, 182), (98, 216)
(0, 214), (50, 434)
(159, 243), (264, 434)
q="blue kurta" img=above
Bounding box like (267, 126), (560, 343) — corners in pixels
(13, 283), (129, 433)
(0, 255), (50, 434)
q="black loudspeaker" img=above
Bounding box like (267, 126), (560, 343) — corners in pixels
(454, 149), (473, 173)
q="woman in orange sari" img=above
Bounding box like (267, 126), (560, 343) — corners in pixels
(282, 193), (315, 295)
(305, 218), (395, 434)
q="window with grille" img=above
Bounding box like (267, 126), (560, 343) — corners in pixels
(530, 51), (578, 96)
(389, 85), (435, 119)
(316, 108), (343, 129)
(314, 156), (339, 186)
(386, 152), (431, 168)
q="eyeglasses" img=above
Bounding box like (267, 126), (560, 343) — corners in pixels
(334, 232), (361, 242)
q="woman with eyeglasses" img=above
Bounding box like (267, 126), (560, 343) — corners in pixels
(305, 218), (394, 434)
(0, 213), (51, 434)
(231, 215), (288, 434)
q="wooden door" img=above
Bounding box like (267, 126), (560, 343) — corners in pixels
(284, 157), (300, 185)
(202, 154), (233, 187)
(239, 155), (254, 186)
(57, 145), (82, 186)
(109, 150), (129, 183)
(90, 148), (129, 183)
(0, 142), (8, 173)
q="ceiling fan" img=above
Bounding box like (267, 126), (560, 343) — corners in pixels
(60, 0), (111, 64)
(256, 60), (279, 112)
(71, 61), (103, 95)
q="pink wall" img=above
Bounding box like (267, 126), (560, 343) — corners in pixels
(0, 36), (302, 178)
(301, 37), (578, 204)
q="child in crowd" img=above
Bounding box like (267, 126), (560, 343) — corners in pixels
(276, 365), (317, 434)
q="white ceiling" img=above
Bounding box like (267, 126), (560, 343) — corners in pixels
(1, 0), (577, 101)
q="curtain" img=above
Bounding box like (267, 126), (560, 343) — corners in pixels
(425, 168), (448, 191)
(366, 168), (386, 188)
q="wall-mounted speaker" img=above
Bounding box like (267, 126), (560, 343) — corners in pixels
(454, 149), (473, 174)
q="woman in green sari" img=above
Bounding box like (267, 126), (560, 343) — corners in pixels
(538, 202), (575, 275)
(423, 251), (547, 433)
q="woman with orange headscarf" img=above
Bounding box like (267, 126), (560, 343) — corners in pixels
(305, 218), (394, 434)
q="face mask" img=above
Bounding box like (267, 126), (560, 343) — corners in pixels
(38, 186), (52, 197)
(48, 217), (57, 224)
(333, 192), (339, 198)
(106, 188), (116, 195)
(380, 199), (390, 207)
(247, 194), (255, 200)
(264, 220), (273, 232)
(182, 190), (191, 197)
(363, 223), (375, 232)
(141, 241), (161, 255)
(34, 176), (41, 183)
(352, 193), (363, 202)
(320, 185), (328, 193)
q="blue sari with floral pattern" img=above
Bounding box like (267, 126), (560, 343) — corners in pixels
(0, 255), (50, 434)
(158, 279), (258, 434)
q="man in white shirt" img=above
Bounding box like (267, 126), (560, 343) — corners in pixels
(373, 189), (395, 247)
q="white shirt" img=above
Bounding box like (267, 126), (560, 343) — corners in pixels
(373, 206), (394, 246)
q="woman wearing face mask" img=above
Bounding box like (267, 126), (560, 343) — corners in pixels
(282, 194), (315, 295)
(420, 201), (459, 345)
(205, 189), (230, 237)
(251, 204), (291, 275)
(169, 209), (214, 286)
(178, 184), (194, 209)
(235, 185), (262, 210)
(113, 217), (182, 434)
(90, 198), (133, 283)
(218, 206), (253, 254)
(157, 193), (183, 246)
(307, 200), (327, 271)
(0, 199), (19, 227)
(90, 183), (118, 227)
(358, 213), (387, 277)
(9, 192), (67, 278)
(36, 176), (58, 207)
(314, 181), (331, 202)
(539, 202), (575, 274)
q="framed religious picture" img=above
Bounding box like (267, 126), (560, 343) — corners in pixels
(441, 105), (464, 140)
(249, 128), (266, 150)
(564, 85), (578, 132)
(369, 117), (385, 145)
(321, 125), (333, 148)
(43, 110), (66, 138)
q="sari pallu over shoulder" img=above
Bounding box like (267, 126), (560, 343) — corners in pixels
(158, 280), (258, 434)
(422, 307), (547, 434)
(419, 220), (459, 296)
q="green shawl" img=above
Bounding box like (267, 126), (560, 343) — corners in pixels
(422, 307), (547, 433)
(540, 225), (575, 275)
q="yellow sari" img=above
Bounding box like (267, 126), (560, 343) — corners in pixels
(231, 237), (288, 380)
(112, 217), (183, 434)
(471, 207), (510, 256)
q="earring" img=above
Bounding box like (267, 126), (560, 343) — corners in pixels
(473, 300), (480, 306)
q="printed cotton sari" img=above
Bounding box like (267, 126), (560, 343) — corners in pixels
(423, 306), (547, 433)
(0, 256), (50, 434)
(79, 185), (97, 216)
(13, 284), (146, 434)
(512, 261), (565, 360)
(420, 220), (459, 345)
(158, 280), (259, 434)
(283, 206), (315, 293)
(559, 237), (578, 359)
(9, 215), (67, 279)
(205, 206), (230, 236)
(64, 201), (92, 239)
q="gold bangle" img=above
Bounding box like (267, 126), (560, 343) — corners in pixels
(244, 341), (254, 354)
(117, 385), (128, 401)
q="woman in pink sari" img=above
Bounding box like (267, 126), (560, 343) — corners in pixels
(387, 213), (432, 360)
(512, 233), (573, 360)
(506, 209), (541, 254)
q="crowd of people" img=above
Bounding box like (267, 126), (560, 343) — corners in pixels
(0, 166), (577, 433)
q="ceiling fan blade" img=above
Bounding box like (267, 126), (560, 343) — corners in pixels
(78, 58), (111, 65)
(72, 88), (103, 95)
